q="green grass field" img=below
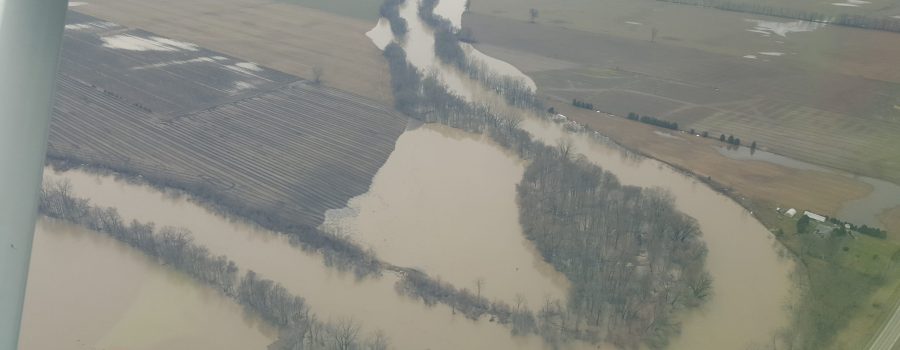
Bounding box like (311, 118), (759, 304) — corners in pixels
(751, 204), (900, 349)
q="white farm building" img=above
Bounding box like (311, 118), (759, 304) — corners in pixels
(803, 211), (827, 223)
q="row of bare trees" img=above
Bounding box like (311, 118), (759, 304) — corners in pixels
(46, 157), (382, 279)
(381, 23), (712, 346)
(416, 0), (542, 110)
(395, 269), (538, 332)
(39, 180), (391, 350)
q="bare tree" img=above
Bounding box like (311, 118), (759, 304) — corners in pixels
(465, 0), (472, 11)
(475, 277), (485, 298)
(651, 27), (659, 42)
(312, 66), (324, 85)
(367, 330), (390, 350)
(557, 139), (574, 160)
(331, 318), (361, 350)
(530, 8), (539, 23)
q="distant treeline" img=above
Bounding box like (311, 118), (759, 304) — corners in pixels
(380, 0), (408, 37)
(381, 20), (711, 346)
(657, 0), (900, 33)
(572, 99), (594, 110)
(826, 217), (888, 239)
(626, 112), (679, 130)
(719, 134), (742, 147)
(39, 180), (391, 350)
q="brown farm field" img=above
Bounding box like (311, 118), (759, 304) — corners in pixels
(548, 102), (872, 218)
(463, 10), (900, 189)
(51, 12), (407, 232)
(467, 0), (900, 83)
(665, 0), (900, 18)
(73, 0), (393, 105)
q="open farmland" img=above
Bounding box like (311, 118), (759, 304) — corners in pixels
(61, 12), (297, 116)
(466, 0), (900, 82)
(71, 0), (393, 105)
(49, 13), (407, 230)
(546, 101), (872, 218)
(463, 11), (900, 188)
(276, 0), (383, 21)
(657, 0), (900, 21)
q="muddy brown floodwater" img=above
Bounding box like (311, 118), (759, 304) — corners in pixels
(369, 0), (798, 349)
(323, 122), (569, 305)
(40, 166), (596, 350)
(19, 219), (277, 350)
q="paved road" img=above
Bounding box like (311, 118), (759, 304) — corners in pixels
(868, 295), (900, 350)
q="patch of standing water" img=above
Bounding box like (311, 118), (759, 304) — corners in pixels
(433, 0), (467, 28)
(322, 121), (569, 305)
(42, 167), (587, 350)
(366, 18), (393, 50)
(101, 34), (199, 52)
(745, 18), (826, 37)
(833, 0), (870, 6)
(653, 130), (683, 140)
(716, 146), (900, 229)
(64, 21), (117, 31)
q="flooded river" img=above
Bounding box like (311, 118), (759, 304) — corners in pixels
(19, 219), (276, 350)
(40, 167), (589, 350)
(323, 121), (568, 305)
(520, 119), (795, 350)
(368, 0), (798, 349)
(22, 0), (804, 348)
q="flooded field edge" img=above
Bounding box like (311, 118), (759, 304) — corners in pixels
(39, 166), (585, 350)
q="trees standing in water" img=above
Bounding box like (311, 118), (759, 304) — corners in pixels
(379, 0), (408, 37)
(419, 0), (542, 110)
(381, 6), (712, 343)
(39, 180), (390, 350)
(519, 147), (710, 348)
